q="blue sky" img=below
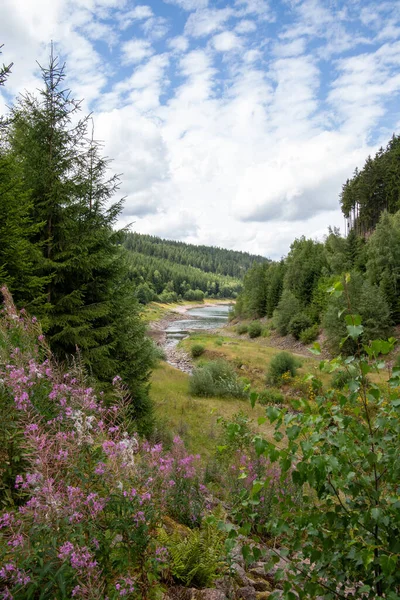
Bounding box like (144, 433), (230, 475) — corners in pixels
(1, 0), (400, 258)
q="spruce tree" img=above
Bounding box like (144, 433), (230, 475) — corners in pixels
(8, 48), (154, 432)
(0, 47), (47, 307)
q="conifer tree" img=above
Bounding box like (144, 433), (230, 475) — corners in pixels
(0, 47), (47, 307)
(8, 48), (154, 432)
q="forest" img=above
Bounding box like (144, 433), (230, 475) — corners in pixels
(1, 47), (400, 600)
(123, 233), (266, 303)
(235, 136), (400, 354)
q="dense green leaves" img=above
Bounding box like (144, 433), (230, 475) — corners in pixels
(1, 49), (155, 433)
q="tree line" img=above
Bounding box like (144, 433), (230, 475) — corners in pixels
(235, 209), (400, 353)
(124, 232), (266, 279)
(124, 248), (246, 304)
(0, 48), (156, 434)
(341, 134), (400, 235)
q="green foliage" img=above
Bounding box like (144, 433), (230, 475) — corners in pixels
(124, 231), (265, 279)
(273, 290), (302, 336)
(158, 521), (226, 587)
(288, 312), (312, 340)
(189, 360), (247, 398)
(261, 334), (400, 599)
(299, 323), (319, 344)
(330, 368), (353, 390)
(124, 243), (246, 303)
(191, 343), (205, 358)
(267, 352), (299, 384)
(183, 288), (205, 301)
(5, 52), (155, 434)
(341, 135), (400, 233)
(236, 323), (248, 335)
(258, 388), (284, 405)
(284, 237), (327, 306)
(367, 211), (400, 322)
(323, 272), (392, 354)
(266, 260), (286, 318)
(248, 320), (262, 338)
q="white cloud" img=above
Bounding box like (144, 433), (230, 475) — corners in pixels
(168, 35), (189, 52)
(121, 38), (153, 65)
(163, 0), (208, 10)
(212, 31), (241, 52)
(185, 7), (234, 37)
(235, 19), (257, 33)
(117, 5), (154, 31)
(1, 0), (400, 258)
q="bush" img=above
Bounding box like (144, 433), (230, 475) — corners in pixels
(248, 321), (262, 338)
(189, 360), (247, 398)
(273, 290), (302, 336)
(288, 313), (312, 340)
(299, 323), (319, 344)
(255, 335), (400, 598)
(237, 324), (248, 335)
(323, 272), (392, 354)
(267, 351), (299, 384)
(258, 388), (284, 405)
(191, 344), (205, 358)
(331, 368), (354, 390)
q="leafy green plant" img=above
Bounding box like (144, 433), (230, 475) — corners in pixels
(288, 313), (312, 340)
(248, 321), (262, 338)
(258, 388), (284, 405)
(158, 520), (226, 587)
(267, 352), (300, 384)
(241, 280), (400, 599)
(273, 290), (302, 336)
(191, 343), (205, 358)
(237, 324), (248, 335)
(189, 360), (247, 398)
(299, 323), (319, 344)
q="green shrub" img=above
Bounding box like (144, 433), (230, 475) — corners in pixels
(189, 360), (247, 398)
(331, 369), (354, 390)
(288, 313), (312, 340)
(323, 272), (392, 354)
(258, 388), (284, 405)
(273, 290), (302, 336)
(237, 324), (248, 335)
(267, 351), (299, 384)
(248, 321), (262, 338)
(299, 323), (319, 344)
(214, 338), (223, 346)
(191, 344), (205, 358)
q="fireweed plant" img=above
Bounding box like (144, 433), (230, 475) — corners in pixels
(0, 288), (210, 599)
(229, 275), (400, 599)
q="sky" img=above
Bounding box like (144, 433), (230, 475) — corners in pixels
(1, 0), (400, 259)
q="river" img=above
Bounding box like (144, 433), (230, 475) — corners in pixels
(165, 304), (233, 347)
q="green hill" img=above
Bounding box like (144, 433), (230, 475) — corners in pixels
(123, 232), (268, 303)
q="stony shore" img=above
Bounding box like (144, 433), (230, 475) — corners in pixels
(147, 302), (232, 373)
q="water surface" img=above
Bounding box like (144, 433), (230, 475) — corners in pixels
(165, 304), (232, 345)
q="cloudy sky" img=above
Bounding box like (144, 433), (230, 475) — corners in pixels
(1, 0), (400, 259)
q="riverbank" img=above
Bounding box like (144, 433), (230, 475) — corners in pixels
(146, 301), (233, 372)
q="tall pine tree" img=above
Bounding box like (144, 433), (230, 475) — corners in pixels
(8, 48), (154, 433)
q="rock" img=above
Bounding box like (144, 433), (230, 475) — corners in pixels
(236, 587), (257, 600)
(231, 563), (252, 587)
(163, 588), (227, 600)
(162, 515), (191, 538)
(252, 580), (271, 592)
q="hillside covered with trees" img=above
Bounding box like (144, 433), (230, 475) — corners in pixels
(123, 232), (267, 303)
